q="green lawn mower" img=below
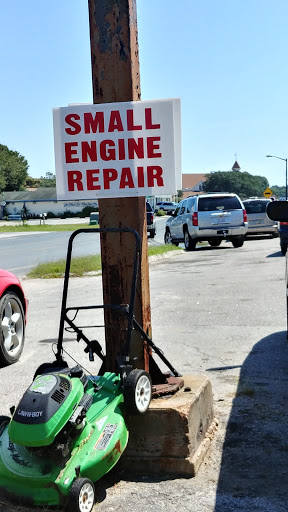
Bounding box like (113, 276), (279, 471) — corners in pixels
(0, 228), (180, 511)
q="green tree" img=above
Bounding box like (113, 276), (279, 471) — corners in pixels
(202, 170), (269, 199)
(39, 172), (56, 187)
(26, 175), (40, 188)
(270, 185), (286, 198)
(0, 144), (29, 191)
(20, 204), (30, 219)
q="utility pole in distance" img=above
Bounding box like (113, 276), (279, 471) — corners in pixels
(87, 0), (151, 373)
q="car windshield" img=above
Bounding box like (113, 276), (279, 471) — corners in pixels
(243, 201), (269, 214)
(198, 196), (241, 211)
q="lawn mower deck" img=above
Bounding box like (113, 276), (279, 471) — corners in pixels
(0, 370), (128, 508)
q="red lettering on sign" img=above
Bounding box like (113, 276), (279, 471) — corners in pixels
(100, 140), (116, 161)
(137, 167), (145, 187)
(127, 110), (142, 130)
(87, 169), (101, 190)
(65, 142), (79, 163)
(119, 167), (135, 189)
(145, 108), (160, 130)
(108, 111), (124, 132)
(103, 168), (118, 189)
(84, 112), (104, 134)
(67, 171), (84, 191)
(147, 137), (161, 158)
(147, 166), (164, 187)
(118, 139), (125, 160)
(81, 141), (97, 162)
(65, 114), (81, 135)
(128, 138), (144, 159)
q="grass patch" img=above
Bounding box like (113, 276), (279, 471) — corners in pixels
(0, 222), (93, 233)
(27, 255), (102, 279)
(148, 244), (180, 256)
(27, 244), (182, 279)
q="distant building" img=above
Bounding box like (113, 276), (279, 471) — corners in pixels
(0, 188), (98, 219)
(182, 173), (207, 199)
(232, 161), (241, 171)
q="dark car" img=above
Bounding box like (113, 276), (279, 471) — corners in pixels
(279, 220), (288, 255)
(146, 202), (156, 238)
(267, 200), (288, 255)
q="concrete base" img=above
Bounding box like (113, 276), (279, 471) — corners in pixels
(121, 374), (217, 477)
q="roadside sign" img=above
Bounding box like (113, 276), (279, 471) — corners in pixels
(263, 187), (273, 198)
(53, 99), (181, 200)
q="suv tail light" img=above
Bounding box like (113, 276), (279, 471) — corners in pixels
(192, 212), (198, 226)
(280, 222), (288, 225)
(243, 209), (247, 223)
(151, 213), (154, 222)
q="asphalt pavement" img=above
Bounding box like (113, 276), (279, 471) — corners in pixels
(0, 235), (287, 512)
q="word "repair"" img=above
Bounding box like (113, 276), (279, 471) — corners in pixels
(67, 166), (164, 191)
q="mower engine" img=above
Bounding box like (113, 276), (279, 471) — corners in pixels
(9, 366), (88, 450)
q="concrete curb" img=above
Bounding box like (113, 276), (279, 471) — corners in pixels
(148, 249), (184, 264)
(121, 374), (216, 477)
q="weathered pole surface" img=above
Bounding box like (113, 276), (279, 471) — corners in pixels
(88, 0), (151, 373)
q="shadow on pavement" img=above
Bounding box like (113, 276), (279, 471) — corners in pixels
(266, 251), (283, 258)
(214, 331), (288, 511)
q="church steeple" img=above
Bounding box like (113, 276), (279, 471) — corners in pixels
(232, 155), (241, 171)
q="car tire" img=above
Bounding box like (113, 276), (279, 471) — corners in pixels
(0, 292), (25, 366)
(164, 229), (172, 244)
(66, 478), (95, 512)
(208, 240), (222, 247)
(281, 243), (287, 255)
(124, 369), (152, 414)
(149, 228), (156, 239)
(164, 229), (178, 246)
(231, 236), (245, 248)
(184, 229), (196, 251)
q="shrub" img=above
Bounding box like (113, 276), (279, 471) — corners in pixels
(79, 206), (99, 218)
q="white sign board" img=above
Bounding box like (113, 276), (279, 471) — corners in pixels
(53, 99), (181, 200)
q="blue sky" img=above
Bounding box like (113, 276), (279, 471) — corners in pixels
(1, 0), (288, 188)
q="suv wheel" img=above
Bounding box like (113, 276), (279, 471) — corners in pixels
(184, 229), (196, 251)
(231, 236), (244, 248)
(281, 243), (287, 255)
(164, 229), (178, 246)
(164, 229), (172, 244)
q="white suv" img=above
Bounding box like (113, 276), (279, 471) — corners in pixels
(164, 193), (248, 250)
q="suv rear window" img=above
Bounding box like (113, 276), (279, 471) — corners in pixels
(243, 200), (269, 214)
(146, 202), (152, 212)
(198, 196), (242, 211)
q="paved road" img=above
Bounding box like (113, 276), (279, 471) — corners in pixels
(0, 235), (286, 511)
(0, 216), (168, 277)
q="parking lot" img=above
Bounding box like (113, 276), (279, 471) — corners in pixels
(0, 235), (287, 511)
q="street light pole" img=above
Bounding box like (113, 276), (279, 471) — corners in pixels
(266, 154), (288, 200)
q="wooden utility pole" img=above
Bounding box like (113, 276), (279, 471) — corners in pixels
(88, 0), (151, 373)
